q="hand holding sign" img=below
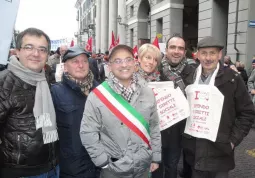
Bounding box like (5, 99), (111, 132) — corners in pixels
(148, 82), (190, 131)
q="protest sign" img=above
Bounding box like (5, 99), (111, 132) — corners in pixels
(148, 82), (190, 131)
(55, 57), (64, 82)
(184, 64), (224, 142)
(0, 0), (20, 65)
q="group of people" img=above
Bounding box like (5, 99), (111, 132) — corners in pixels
(0, 27), (254, 178)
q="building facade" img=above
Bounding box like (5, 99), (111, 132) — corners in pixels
(75, 0), (255, 70)
(75, 0), (96, 51)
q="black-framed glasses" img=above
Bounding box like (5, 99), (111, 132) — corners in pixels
(21, 45), (48, 55)
(110, 57), (134, 65)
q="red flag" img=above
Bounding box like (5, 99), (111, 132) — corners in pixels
(85, 37), (92, 52)
(152, 36), (160, 49)
(70, 39), (74, 47)
(109, 31), (116, 50)
(115, 35), (120, 45)
(133, 45), (138, 58)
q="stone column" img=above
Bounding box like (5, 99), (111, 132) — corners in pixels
(117, 0), (126, 44)
(96, 0), (101, 53)
(100, 0), (109, 52)
(109, 0), (118, 47)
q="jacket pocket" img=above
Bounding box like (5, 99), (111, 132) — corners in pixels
(57, 104), (79, 127)
(108, 154), (134, 176)
(138, 145), (152, 169)
(208, 141), (233, 157)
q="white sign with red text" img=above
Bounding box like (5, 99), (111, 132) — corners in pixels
(55, 57), (64, 82)
(184, 64), (224, 142)
(148, 82), (190, 131)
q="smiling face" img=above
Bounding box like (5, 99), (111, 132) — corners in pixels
(138, 49), (158, 73)
(16, 35), (49, 73)
(165, 37), (186, 66)
(197, 47), (222, 73)
(108, 48), (135, 86)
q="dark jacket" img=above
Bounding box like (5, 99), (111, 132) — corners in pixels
(159, 63), (196, 148)
(89, 58), (100, 82)
(0, 70), (58, 178)
(0, 64), (6, 71)
(237, 67), (248, 85)
(45, 64), (56, 84)
(182, 66), (255, 172)
(51, 75), (99, 178)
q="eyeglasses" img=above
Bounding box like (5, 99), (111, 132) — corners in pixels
(110, 57), (134, 65)
(21, 45), (48, 55)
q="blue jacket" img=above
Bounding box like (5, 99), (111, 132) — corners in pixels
(51, 75), (99, 178)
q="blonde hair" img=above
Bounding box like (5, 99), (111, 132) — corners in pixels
(138, 44), (162, 64)
(236, 61), (245, 68)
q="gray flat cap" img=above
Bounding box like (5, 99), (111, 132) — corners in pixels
(197, 36), (224, 50)
(62, 47), (90, 62)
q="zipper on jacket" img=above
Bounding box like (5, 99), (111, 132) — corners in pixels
(17, 134), (21, 164)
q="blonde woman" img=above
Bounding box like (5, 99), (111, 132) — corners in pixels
(137, 44), (162, 82)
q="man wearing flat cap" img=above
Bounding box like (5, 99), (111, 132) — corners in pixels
(51, 47), (100, 177)
(182, 36), (255, 178)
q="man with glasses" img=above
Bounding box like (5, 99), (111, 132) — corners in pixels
(80, 44), (161, 178)
(0, 28), (59, 178)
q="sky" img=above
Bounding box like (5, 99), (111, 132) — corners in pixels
(15, 0), (78, 41)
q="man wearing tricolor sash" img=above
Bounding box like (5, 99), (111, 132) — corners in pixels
(80, 45), (161, 178)
(182, 36), (255, 178)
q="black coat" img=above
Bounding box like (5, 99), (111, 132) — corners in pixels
(159, 63), (196, 148)
(51, 75), (99, 178)
(182, 66), (255, 172)
(0, 70), (58, 178)
(89, 58), (100, 82)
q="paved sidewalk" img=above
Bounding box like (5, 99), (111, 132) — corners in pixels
(177, 128), (255, 178)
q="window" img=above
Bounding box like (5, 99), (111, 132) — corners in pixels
(156, 18), (163, 43)
(130, 29), (134, 47)
(130, 5), (134, 17)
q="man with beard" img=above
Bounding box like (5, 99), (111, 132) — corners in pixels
(51, 47), (99, 177)
(153, 34), (196, 178)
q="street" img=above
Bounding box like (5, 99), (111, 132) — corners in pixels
(178, 128), (255, 178)
(229, 128), (255, 178)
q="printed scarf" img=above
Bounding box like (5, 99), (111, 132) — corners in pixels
(64, 70), (94, 96)
(108, 72), (138, 102)
(137, 66), (160, 82)
(161, 56), (187, 93)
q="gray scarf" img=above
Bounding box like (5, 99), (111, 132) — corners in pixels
(8, 57), (58, 144)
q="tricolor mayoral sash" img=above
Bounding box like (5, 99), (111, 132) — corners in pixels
(93, 82), (151, 148)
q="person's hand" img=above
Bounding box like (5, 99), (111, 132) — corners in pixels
(230, 65), (239, 73)
(150, 163), (159, 172)
(251, 89), (255, 95)
(230, 142), (234, 150)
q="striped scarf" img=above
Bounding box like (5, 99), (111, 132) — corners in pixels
(108, 72), (138, 102)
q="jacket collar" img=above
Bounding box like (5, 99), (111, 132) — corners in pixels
(62, 74), (97, 93)
(214, 62), (236, 87)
